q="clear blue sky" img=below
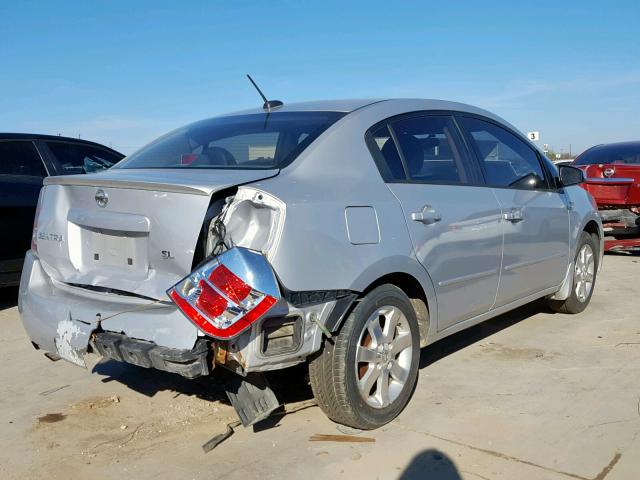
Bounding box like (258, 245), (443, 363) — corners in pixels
(1, 0), (638, 155)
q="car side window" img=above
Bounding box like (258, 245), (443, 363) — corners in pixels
(46, 142), (121, 174)
(458, 116), (548, 190)
(369, 124), (406, 180)
(388, 115), (476, 184)
(0, 141), (47, 177)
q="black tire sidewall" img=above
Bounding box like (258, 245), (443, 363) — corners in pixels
(566, 232), (599, 312)
(341, 285), (420, 428)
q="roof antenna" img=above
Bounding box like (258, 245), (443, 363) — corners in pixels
(246, 74), (283, 112)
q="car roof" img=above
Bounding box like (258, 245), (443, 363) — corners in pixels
(225, 98), (499, 115)
(587, 140), (640, 150)
(0, 133), (124, 155)
(223, 99), (383, 115)
(220, 98), (517, 131)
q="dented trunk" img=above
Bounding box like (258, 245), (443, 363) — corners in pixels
(37, 168), (278, 300)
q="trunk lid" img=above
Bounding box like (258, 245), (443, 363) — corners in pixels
(37, 168), (278, 300)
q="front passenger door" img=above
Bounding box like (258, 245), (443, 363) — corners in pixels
(457, 115), (570, 307)
(368, 114), (503, 331)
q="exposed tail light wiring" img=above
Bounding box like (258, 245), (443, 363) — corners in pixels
(209, 198), (234, 257)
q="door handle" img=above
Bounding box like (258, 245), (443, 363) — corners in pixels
(411, 205), (442, 224)
(503, 207), (524, 223)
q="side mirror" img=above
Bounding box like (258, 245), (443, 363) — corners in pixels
(557, 165), (584, 187)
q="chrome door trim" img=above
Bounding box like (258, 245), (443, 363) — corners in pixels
(437, 268), (500, 287)
(503, 251), (568, 272)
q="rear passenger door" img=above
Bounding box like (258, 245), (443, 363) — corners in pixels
(457, 115), (570, 306)
(0, 140), (48, 264)
(368, 113), (504, 331)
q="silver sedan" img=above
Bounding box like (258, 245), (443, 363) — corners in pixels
(19, 99), (602, 429)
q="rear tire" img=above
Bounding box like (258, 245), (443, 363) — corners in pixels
(308, 285), (420, 429)
(549, 231), (598, 314)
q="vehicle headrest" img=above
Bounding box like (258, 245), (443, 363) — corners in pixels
(193, 146), (236, 166)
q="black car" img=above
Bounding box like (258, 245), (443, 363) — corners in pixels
(1, 134), (124, 287)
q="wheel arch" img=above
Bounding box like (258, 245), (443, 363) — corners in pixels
(552, 222), (602, 302)
(360, 272), (432, 347)
(583, 219), (601, 241)
(580, 217), (604, 274)
(341, 255), (437, 346)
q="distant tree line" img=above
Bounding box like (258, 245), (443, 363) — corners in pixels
(544, 149), (574, 161)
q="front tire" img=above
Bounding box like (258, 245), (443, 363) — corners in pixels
(549, 231), (598, 314)
(308, 285), (420, 429)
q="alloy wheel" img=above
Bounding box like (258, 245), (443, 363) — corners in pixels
(574, 244), (595, 303)
(355, 306), (413, 408)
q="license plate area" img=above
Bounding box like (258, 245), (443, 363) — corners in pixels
(589, 184), (629, 203)
(72, 225), (149, 278)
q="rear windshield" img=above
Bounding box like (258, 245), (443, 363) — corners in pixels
(574, 143), (640, 165)
(116, 111), (345, 170)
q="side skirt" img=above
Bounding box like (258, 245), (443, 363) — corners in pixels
(425, 285), (559, 345)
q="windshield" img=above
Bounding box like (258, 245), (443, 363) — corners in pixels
(116, 111), (346, 170)
(574, 143), (640, 166)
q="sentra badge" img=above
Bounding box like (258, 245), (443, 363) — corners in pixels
(38, 232), (64, 243)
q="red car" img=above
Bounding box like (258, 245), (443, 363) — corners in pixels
(573, 141), (640, 252)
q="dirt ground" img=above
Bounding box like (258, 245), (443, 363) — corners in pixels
(1, 253), (639, 480)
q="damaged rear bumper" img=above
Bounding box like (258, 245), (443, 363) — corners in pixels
(19, 250), (351, 375)
(19, 251), (200, 367)
(92, 332), (211, 378)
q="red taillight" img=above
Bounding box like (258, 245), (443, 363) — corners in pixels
(195, 280), (228, 317)
(209, 264), (252, 304)
(31, 188), (45, 252)
(167, 248), (280, 339)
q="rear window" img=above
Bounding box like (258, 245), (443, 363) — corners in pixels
(574, 143), (640, 165)
(116, 112), (345, 170)
(46, 142), (123, 174)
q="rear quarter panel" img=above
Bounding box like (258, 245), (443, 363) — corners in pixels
(250, 102), (439, 321)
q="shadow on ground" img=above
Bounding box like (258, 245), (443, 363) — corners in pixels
(92, 358), (312, 406)
(400, 449), (462, 480)
(0, 286), (19, 311)
(92, 359), (229, 402)
(420, 298), (549, 369)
